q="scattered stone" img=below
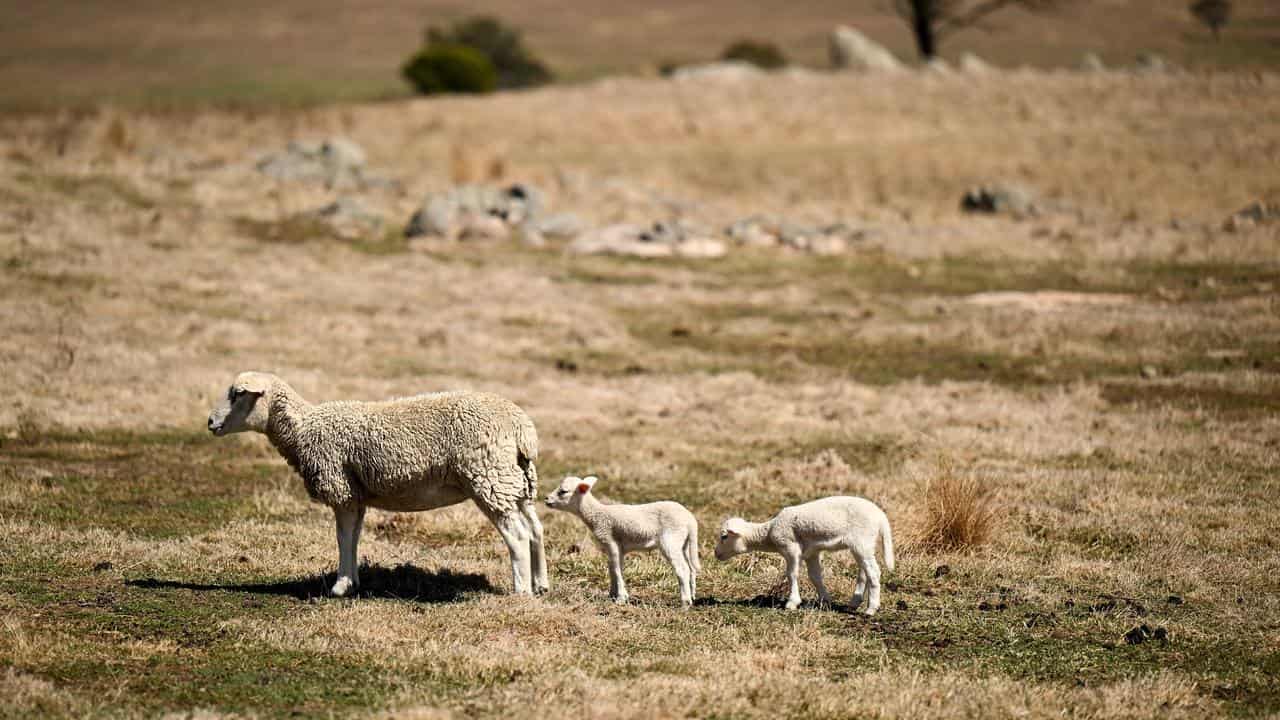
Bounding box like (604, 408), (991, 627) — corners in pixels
(405, 183), (546, 241)
(1124, 624), (1152, 645)
(92, 561), (113, 572)
(671, 61), (765, 82)
(958, 52), (993, 74)
(925, 58), (954, 75)
(1140, 364), (1159, 379)
(829, 26), (905, 73)
(1134, 52), (1177, 74)
(527, 212), (584, 240)
(961, 183), (1038, 216)
(726, 215), (862, 254)
(567, 220), (728, 259)
(1223, 200), (1280, 232)
(896, 599), (909, 610)
(302, 196), (383, 239)
(1078, 52), (1107, 72)
(933, 564), (951, 578)
(257, 137), (372, 189)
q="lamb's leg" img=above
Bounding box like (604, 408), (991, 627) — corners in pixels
(331, 505), (365, 598)
(521, 502), (550, 595)
(781, 546), (803, 610)
(605, 542), (628, 604)
(851, 562), (867, 611)
(659, 534), (693, 606)
(805, 555), (831, 607)
(857, 551), (882, 616)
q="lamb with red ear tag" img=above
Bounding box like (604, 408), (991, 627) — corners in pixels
(545, 474), (700, 606)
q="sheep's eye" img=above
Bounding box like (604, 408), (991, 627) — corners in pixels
(230, 388), (243, 401)
(558, 489), (570, 496)
(719, 532), (728, 540)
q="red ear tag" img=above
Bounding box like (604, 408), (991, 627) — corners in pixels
(577, 483), (591, 494)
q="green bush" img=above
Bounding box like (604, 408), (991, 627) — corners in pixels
(401, 44), (497, 95)
(424, 16), (552, 89)
(721, 40), (788, 70)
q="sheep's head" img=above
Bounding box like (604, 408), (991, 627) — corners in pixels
(715, 517), (751, 560)
(545, 475), (597, 511)
(207, 371), (276, 436)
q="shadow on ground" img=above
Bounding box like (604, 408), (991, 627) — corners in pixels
(127, 563), (494, 603)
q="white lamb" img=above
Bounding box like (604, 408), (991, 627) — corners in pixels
(544, 475), (700, 606)
(206, 371), (547, 597)
(714, 496), (894, 615)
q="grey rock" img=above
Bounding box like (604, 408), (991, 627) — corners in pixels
(1223, 201), (1280, 232)
(528, 212), (584, 239)
(1078, 52), (1106, 72)
(958, 52), (993, 74)
(257, 137), (369, 189)
(671, 61), (765, 82)
(404, 183), (547, 239)
(568, 221), (727, 259)
(304, 196), (382, 238)
(829, 26), (904, 73)
(961, 184), (1038, 216)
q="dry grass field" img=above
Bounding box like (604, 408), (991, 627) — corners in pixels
(2, 0), (1279, 109)
(2, 66), (1280, 718)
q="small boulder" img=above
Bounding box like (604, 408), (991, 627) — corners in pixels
(1078, 52), (1107, 72)
(1223, 201), (1280, 232)
(404, 183), (546, 240)
(304, 196), (383, 239)
(257, 137), (369, 189)
(961, 183), (1037, 216)
(829, 26), (904, 73)
(958, 52), (993, 74)
(671, 61), (765, 82)
(568, 220), (727, 259)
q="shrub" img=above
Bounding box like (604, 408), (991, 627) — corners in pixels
(916, 460), (997, 551)
(721, 40), (788, 70)
(425, 16), (552, 89)
(401, 44), (497, 95)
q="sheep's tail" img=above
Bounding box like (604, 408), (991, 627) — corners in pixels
(514, 410), (539, 501)
(879, 511), (895, 573)
(684, 523), (701, 574)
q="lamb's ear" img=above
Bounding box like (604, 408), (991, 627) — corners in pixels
(577, 476), (598, 494)
(723, 517), (746, 536)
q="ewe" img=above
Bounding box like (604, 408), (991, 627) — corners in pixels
(545, 475), (700, 605)
(207, 371), (547, 597)
(715, 496), (894, 614)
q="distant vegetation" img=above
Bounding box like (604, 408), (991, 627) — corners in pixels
(402, 44), (498, 95)
(415, 16), (553, 91)
(1190, 0), (1232, 41)
(721, 39), (789, 69)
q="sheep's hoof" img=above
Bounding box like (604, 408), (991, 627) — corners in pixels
(330, 577), (357, 598)
(784, 598), (801, 611)
(534, 584), (550, 596)
(612, 595), (629, 605)
(862, 606), (879, 617)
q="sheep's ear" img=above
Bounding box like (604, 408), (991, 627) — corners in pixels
(577, 476), (597, 494)
(236, 372), (273, 395)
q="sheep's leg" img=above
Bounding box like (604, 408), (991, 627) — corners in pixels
(331, 505), (365, 598)
(781, 546), (803, 610)
(521, 502), (550, 595)
(486, 509), (533, 595)
(659, 534), (693, 606)
(605, 542), (628, 604)
(805, 555), (831, 607)
(857, 552), (882, 616)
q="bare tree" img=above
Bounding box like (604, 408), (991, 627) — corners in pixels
(1189, 0), (1231, 41)
(893, 0), (1061, 60)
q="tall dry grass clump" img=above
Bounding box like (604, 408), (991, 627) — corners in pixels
(916, 460), (998, 552)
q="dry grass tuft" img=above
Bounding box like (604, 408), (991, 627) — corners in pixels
(916, 460), (998, 552)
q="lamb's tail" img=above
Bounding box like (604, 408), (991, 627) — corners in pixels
(684, 523), (702, 574)
(880, 511), (895, 573)
(514, 409), (539, 501)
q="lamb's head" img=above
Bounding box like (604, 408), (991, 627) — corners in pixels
(715, 517), (751, 560)
(207, 371), (279, 436)
(544, 475), (597, 512)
